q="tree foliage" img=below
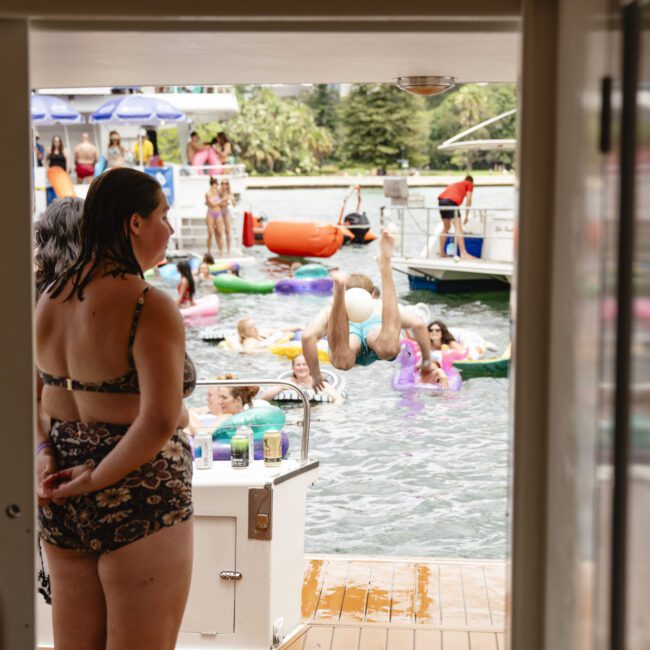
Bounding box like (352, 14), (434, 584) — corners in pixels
(338, 84), (429, 171)
(428, 84), (517, 170)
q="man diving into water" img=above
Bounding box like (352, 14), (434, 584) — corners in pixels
(302, 230), (445, 390)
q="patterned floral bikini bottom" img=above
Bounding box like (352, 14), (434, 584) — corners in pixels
(39, 420), (193, 554)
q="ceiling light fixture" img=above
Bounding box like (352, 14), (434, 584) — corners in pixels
(395, 75), (456, 97)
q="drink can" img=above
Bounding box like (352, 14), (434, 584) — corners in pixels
(231, 433), (250, 469)
(195, 432), (213, 469)
(263, 429), (282, 467)
(237, 426), (255, 462)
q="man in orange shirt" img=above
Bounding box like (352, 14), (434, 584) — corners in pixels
(438, 175), (476, 258)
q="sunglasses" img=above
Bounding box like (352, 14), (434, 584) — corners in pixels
(429, 327), (442, 332)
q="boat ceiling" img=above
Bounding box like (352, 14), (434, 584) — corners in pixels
(28, 20), (520, 88)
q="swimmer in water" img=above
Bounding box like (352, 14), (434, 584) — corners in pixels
(301, 230), (433, 391)
(261, 354), (344, 404)
(176, 259), (196, 307)
(236, 317), (299, 354)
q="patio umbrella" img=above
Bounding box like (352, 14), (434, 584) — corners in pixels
(89, 95), (187, 164)
(30, 95), (85, 169)
(30, 95), (84, 126)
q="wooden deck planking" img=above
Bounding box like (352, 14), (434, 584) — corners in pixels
(469, 632), (499, 650)
(332, 626), (361, 650)
(387, 628), (414, 650)
(340, 562), (374, 623)
(315, 560), (350, 621)
(483, 564), (507, 629)
(462, 565), (493, 628)
(442, 631), (471, 650)
(299, 556), (507, 650)
(415, 563), (441, 626)
(439, 564), (467, 628)
(415, 629), (442, 650)
(359, 627), (388, 650)
(302, 559), (327, 621)
(390, 562), (416, 623)
(365, 562), (395, 624)
(303, 626), (334, 650)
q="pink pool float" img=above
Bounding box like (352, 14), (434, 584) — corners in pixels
(180, 294), (220, 328)
(392, 339), (463, 392)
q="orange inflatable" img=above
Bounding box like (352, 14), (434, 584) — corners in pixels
(263, 221), (345, 258)
(47, 167), (76, 198)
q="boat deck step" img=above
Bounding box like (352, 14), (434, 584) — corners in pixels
(279, 554), (508, 649)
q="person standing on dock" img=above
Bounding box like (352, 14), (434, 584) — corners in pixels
(73, 133), (99, 184)
(438, 175), (476, 259)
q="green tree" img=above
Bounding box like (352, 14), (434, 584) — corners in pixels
(428, 84), (517, 170)
(204, 88), (333, 174)
(338, 84), (429, 171)
(302, 84), (341, 133)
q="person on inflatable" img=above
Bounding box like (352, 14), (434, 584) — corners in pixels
(214, 385), (261, 428)
(428, 320), (467, 356)
(237, 317), (299, 354)
(302, 230), (434, 390)
(176, 259), (196, 308)
(187, 384), (223, 435)
(205, 176), (225, 257)
(195, 253), (214, 286)
(261, 354), (344, 404)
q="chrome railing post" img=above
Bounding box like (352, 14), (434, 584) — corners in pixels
(196, 379), (312, 462)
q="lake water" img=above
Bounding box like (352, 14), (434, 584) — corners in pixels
(161, 185), (513, 559)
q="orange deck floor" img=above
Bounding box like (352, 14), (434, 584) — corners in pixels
(281, 555), (508, 650)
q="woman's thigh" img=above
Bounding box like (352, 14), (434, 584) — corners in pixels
(99, 518), (193, 650)
(43, 541), (106, 650)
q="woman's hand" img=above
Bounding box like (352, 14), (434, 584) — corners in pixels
(41, 463), (96, 500)
(36, 452), (57, 506)
(433, 368), (449, 389)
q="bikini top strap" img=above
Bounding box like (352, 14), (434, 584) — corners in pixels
(127, 287), (151, 366)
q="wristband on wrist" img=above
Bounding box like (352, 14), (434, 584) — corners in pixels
(36, 441), (54, 456)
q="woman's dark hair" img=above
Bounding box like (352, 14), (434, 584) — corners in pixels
(50, 136), (63, 154)
(34, 197), (84, 299)
(428, 320), (456, 345)
(49, 168), (164, 301)
(209, 176), (218, 187)
(146, 129), (159, 155)
(176, 259), (195, 298)
(109, 130), (120, 143)
(217, 131), (229, 145)
(202, 253), (215, 264)
(229, 385), (259, 408)
(190, 130), (198, 138)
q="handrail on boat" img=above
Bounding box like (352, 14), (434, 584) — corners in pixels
(196, 379), (312, 462)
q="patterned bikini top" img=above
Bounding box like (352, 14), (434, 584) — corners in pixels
(39, 287), (197, 397)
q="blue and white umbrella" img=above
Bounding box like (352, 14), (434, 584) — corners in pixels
(89, 95), (188, 125)
(31, 95), (84, 125)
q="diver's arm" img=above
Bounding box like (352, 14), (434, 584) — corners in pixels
(464, 191), (473, 223)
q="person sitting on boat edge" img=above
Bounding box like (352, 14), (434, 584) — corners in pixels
(177, 259), (196, 307)
(438, 175), (477, 259)
(236, 316), (300, 354)
(261, 354), (344, 404)
(301, 230), (434, 390)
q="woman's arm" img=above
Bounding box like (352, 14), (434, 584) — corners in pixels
(260, 385), (285, 401)
(35, 373), (57, 505)
(47, 290), (188, 498)
(321, 382), (344, 405)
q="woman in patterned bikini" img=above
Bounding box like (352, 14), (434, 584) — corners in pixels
(36, 167), (196, 649)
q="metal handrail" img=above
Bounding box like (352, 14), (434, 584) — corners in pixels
(196, 379), (312, 462)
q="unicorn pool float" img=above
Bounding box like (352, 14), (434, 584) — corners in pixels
(392, 338), (464, 392)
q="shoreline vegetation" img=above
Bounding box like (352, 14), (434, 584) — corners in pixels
(159, 83), (517, 176)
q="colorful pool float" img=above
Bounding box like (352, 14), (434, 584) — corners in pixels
(271, 368), (346, 403)
(275, 277), (333, 295)
(180, 294), (220, 328)
(453, 344), (511, 379)
(213, 274), (275, 294)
